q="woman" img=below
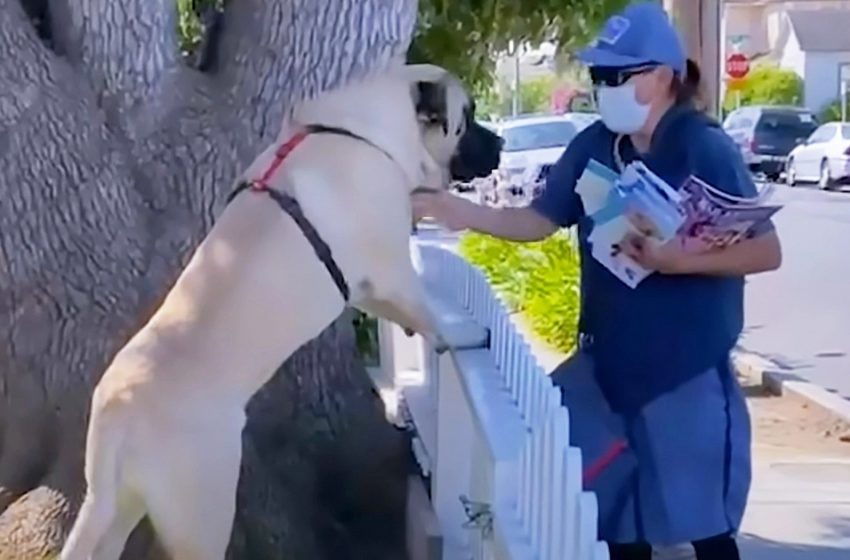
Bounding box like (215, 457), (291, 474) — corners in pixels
(413, 3), (782, 559)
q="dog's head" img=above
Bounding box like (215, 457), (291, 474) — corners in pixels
(405, 64), (502, 184)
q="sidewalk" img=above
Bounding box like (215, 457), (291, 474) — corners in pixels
(513, 313), (850, 560)
(738, 381), (850, 560)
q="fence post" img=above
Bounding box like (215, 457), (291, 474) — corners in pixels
(433, 350), (476, 556)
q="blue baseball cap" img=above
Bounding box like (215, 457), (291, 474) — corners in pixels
(578, 1), (686, 75)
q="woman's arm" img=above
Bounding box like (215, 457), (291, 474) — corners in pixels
(675, 230), (782, 276)
(619, 229), (782, 277)
(466, 204), (559, 241)
(412, 192), (558, 241)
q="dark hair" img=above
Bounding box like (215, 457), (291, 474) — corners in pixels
(670, 58), (703, 107)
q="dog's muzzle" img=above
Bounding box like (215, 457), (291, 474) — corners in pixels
(450, 121), (503, 182)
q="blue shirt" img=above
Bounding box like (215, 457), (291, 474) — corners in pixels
(532, 104), (772, 414)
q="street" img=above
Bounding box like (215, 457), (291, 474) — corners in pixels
(742, 183), (850, 399)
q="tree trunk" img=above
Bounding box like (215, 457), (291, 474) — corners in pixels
(0, 0), (418, 558)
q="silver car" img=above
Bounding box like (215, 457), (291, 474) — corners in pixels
(786, 122), (850, 189)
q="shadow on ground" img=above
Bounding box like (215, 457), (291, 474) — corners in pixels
(740, 514), (850, 560)
(740, 534), (849, 560)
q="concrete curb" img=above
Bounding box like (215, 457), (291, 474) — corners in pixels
(733, 350), (850, 426)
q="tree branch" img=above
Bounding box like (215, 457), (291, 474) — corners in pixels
(213, 0), (418, 142)
(48, 0), (181, 109)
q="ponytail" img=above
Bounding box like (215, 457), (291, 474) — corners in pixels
(671, 58), (703, 108)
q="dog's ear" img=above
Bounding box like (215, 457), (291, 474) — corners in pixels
(414, 80), (449, 135)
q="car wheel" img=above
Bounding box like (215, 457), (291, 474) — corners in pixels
(819, 159), (833, 190)
(786, 158), (796, 186)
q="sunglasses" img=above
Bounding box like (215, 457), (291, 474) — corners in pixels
(589, 64), (659, 87)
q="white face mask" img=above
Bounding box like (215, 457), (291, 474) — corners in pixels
(596, 83), (651, 135)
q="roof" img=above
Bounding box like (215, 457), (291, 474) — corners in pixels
(787, 9), (850, 52)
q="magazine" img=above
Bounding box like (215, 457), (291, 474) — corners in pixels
(585, 162), (782, 288)
(677, 175), (782, 253)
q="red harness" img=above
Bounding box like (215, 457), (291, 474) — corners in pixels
(248, 130), (310, 192)
(226, 129), (350, 301)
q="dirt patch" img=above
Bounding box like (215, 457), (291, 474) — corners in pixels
(743, 378), (850, 460)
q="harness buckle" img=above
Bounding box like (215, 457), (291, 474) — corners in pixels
(248, 179), (268, 192)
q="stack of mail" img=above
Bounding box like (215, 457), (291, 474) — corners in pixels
(576, 160), (686, 288)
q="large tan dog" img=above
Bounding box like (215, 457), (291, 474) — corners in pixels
(59, 64), (501, 560)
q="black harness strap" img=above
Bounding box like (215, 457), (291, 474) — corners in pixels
(227, 182), (350, 301)
(225, 125), (373, 302)
(304, 123), (397, 163)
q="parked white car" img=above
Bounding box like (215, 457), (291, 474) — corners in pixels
(490, 113), (599, 204)
(786, 121), (850, 190)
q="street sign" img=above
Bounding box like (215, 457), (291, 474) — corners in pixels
(725, 53), (750, 80)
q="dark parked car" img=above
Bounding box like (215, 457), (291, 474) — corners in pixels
(723, 105), (818, 181)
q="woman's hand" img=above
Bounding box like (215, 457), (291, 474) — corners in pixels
(618, 232), (690, 274)
(412, 190), (479, 231)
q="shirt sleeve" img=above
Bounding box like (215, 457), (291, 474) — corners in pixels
(691, 126), (776, 237)
(530, 128), (592, 228)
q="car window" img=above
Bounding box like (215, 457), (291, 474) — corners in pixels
(501, 121), (578, 152)
(723, 111), (754, 130)
(566, 113), (600, 132)
(808, 124), (836, 143)
(841, 124), (850, 140)
(756, 111), (818, 140)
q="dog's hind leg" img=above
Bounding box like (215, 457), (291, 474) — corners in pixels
(60, 406), (126, 560)
(144, 422), (243, 560)
(90, 490), (145, 560)
(60, 490), (118, 560)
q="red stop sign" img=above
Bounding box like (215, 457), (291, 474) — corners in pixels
(726, 53), (750, 79)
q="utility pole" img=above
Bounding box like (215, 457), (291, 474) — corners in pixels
(664, 0), (722, 117)
(510, 41), (521, 117)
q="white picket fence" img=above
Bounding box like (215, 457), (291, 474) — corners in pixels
(375, 242), (608, 560)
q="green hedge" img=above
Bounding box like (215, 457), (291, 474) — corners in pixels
(458, 231), (580, 354)
(722, 64), (803, 112)
(818, 99), (849, 123)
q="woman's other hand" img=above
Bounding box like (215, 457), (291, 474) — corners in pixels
(619, 232), (689, 274)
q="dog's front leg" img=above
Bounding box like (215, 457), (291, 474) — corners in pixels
(356, 286), (448, 354)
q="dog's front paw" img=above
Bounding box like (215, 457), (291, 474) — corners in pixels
(433, 336), (450, 355)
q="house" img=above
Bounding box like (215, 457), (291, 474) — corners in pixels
(723, 0), (850, 113)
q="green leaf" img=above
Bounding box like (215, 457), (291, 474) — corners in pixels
(411, 0), (632, 95)
(459, 231), (580, 354)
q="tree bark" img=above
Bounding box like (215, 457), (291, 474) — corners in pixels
(0, 0), (417, 558)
